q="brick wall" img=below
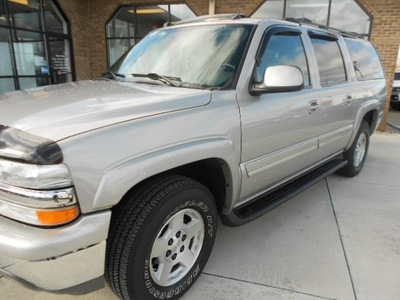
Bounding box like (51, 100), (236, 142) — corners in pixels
(359, 0), (400, 131)
(57, 0), (90, 81)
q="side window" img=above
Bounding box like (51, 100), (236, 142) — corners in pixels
(310, 35), (346, 86)
(344, 38), (384, 80)
(256, 31), (310, 87)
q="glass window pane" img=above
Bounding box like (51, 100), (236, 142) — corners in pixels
(0, 78), (15, 93)
(8, 0), (40, 31)
(344, 38), (384, 80)
(13, 30), (47, 76)
(330, 0), (370, 35)
(136, 5), (170, 38)
(0, 28), (14, 76)
(310, 37), (346, 85)
(43, 0), (67, 34)
(0, 1), (8, 26)
(106, 7), (136, 38)
(19, 77), (37, 89)
(286, 0), (329, 25)
(252, 0), (284, 19)
(256, 33), (310, 86)
(107, 38), (135, 67)
(169, 4), (196, 22)
(48, 38), (72, 83)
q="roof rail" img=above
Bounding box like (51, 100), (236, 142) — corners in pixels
(173, 13), (247, 26)
(285, 17), (363, 39)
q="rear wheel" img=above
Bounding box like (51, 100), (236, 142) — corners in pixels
(105, 175), (217, 300)
(337, 120), (370, 177)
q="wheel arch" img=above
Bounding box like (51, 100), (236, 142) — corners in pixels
(91, 139), (240, 214)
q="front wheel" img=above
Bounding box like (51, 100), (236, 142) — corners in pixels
(105, 175), (218, 300)
(337, 120), (370, 177)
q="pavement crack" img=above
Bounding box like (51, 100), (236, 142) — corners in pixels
(325, 178), (358, 300)
(201, 272), (337, 300)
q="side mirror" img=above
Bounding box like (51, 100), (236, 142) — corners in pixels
(250, 65), (304, 96)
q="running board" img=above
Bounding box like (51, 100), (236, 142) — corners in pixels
(221, 159), (347, 227)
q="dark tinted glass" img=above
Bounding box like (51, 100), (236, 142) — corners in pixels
(344, 38), (384, 80)
(0, 1), (7, 26)
(310, 37), (346, 85)
(256, 33), (310, 86)
(8, 0), (40, 31)
(43, 0), (67, 34)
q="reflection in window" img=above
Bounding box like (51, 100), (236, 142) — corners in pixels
(251, 0), (371, 38)
(43, 0), (68, 34)
(256, 33), (310, 86)
(110, 25), (254, 89)
(0, 27), (13, 76)
(8, 0), (40, 30)
(106, 4), (196, 67)
(13, 30), (45, 76)
(0, 1), (7, 25)
(310, 37), (346, 85)
(344, 38), (384, 80)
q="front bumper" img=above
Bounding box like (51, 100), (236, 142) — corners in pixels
(391, 88), (400, 107)
(0, 210), (111, 294)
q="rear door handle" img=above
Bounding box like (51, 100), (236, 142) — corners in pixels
(308, 100), (320, 114)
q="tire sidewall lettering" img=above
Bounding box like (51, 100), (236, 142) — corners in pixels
(144, 261), (201, 299)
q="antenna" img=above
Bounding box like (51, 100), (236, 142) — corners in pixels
(232, 5), (246, 19)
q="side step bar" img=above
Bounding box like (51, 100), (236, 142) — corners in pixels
(221, 159), (347, 227)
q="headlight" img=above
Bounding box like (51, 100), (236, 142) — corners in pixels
(0, 126), (80, 226)
(0, 163), (80, 227)
(0, 159), (73, 189)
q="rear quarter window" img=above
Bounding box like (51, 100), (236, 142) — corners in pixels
(344, 38), (385, 80)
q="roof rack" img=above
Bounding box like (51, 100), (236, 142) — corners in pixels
(285, 17), (363, 39)
(174, 13), (247, 26)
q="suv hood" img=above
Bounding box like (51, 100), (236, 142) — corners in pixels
(0, 80), (211, 141)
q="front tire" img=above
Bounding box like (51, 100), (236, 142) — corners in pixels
(337, 120), (370, 177)
(105, 175), (217, 300)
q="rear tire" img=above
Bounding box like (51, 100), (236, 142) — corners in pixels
(105, 175), (217, 300)
(337, 121), (370, 177)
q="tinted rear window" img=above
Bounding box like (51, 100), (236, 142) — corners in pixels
(310, 36), (346, 86)
(344, 38), (384, 81)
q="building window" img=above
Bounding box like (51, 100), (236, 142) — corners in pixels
(0, 0), (74, 93)
(252, 0), (371, 39)
(106, 4), (196, 67)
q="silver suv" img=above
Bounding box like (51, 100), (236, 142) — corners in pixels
(0, 15), (386, 300)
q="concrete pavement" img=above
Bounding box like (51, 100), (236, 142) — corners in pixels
(1, 132), (399, 300)
(387, 107), (400, 130)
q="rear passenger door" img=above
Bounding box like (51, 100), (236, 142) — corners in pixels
(308, 31), (355, 159)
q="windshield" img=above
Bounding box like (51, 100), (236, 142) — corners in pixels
(110, 24), (254, 89)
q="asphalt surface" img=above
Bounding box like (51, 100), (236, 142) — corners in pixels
(1, 123), (399, 299)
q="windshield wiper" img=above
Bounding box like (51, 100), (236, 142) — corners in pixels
(103, 71), (126, 80)
(132, 73), (181, 87)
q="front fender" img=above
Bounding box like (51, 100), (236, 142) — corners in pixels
(92, 137), (241, 211)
